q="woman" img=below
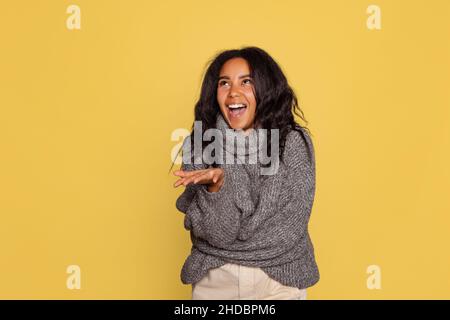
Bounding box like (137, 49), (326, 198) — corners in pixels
(172, 47), (319, 300)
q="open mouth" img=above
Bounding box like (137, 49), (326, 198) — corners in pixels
(227, 103), (247, 118)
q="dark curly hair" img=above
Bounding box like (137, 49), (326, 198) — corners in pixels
(170, 46), (312, 172)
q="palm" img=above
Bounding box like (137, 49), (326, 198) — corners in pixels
(173, 168), (224, 189)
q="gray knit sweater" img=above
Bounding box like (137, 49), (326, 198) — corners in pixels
(175, 113), (320, 290)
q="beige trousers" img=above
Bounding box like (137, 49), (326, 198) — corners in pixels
(192, 263), (307, 300)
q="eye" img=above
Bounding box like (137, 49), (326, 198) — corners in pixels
(242, 78), (253, 85)
(218, 80), (229, 87)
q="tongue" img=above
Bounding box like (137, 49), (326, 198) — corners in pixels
(230, 107), (246, 116)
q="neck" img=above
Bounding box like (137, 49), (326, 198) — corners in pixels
(216, 112), (263, 159)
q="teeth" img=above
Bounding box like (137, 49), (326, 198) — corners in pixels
(228, 104), (246, 109)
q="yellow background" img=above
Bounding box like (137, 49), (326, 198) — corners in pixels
(1, 0), (449, 299)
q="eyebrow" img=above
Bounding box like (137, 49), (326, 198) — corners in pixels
(218, 74), (252, 80)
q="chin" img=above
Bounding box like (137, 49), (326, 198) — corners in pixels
(228, 119), (248, 130)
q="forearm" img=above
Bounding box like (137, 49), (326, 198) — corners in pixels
(183, 169), (242, 248)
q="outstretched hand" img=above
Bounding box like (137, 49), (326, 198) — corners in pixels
(173, 168), (225, 193)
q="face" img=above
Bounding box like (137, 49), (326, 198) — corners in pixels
(217, 57), (257, 134)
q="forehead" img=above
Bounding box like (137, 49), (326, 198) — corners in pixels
(219, 58), (250, 75)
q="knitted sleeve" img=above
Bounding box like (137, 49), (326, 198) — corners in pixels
(175, 136), (243, 248)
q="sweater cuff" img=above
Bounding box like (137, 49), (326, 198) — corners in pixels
(194, 165), (240, 246)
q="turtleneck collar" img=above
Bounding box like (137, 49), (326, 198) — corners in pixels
(215, 112), (264, 160)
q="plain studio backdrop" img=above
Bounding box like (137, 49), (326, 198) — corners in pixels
(0, 0), (449, 299)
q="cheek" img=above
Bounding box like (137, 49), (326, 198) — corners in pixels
(217, 90), (227, 105)
(244, 91), (257, 108)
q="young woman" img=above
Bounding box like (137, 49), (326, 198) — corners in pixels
(172, 47), (319, 300)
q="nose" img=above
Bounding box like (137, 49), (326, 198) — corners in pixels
(228, 85), (241, 98)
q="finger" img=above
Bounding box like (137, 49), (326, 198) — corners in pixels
(182, 173), (203, 186)
(173, 170), (184, 177)
(175, 169), (209, 178)
(173, 178), (185, 187)
(213, 169), (224, 184)
(192, 171), (211, 184)
(207, 169), (218, 184)
(173, 170), (192, 177)
(184, 172), (209, 186)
